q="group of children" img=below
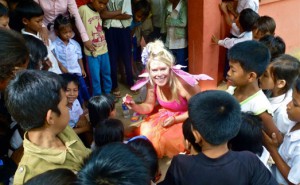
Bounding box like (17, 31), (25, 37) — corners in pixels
(1, 0), (300, 185)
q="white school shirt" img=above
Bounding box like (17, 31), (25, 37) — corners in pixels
(52, 37), (83, 75)
(218, 31), (252, 49)
(275, 125), (300, 185)
(269, 89), (296, 135)
(258, 146), (271, 171)
(226, 86), (273, 115)
(21, 29), (62, 74)
(68, 99), (83, 128)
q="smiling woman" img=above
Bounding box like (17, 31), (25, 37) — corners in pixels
(123, 40), (212, 158)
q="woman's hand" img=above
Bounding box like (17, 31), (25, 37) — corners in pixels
(162, 116), (176, 127)
(122, 94), (135, 109)
(39, 27), (49, 46)
(83, 40), (95, 52)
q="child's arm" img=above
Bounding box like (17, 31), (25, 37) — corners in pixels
(219, 3), (234, 28)
(74, 114), (91, 134)
(259, 111), (283, 144)
(165, 2), (187, 28)
(78, 59), (86, 78)
(226, 1), (239, 18)
(100, 8), (131, 20)
(50, 50), (68, 73)
(262, 131), (295, 185)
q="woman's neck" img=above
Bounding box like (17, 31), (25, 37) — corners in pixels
(157, 85), (173, 101)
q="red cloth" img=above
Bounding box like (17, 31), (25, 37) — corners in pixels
(75, 0), (89, 7)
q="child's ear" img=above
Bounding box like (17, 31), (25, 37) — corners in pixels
(46, 109), (55, 126)
(192, 129), (202, 144)
(248, 72), (257, 82)
(22, 18), (29, 25)
(276, 79), (286, 89)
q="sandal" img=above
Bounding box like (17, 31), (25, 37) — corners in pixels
(112, 89), (121, 98)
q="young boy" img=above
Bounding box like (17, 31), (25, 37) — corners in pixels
(252, 15), (276, 40)
(16, 0), (65, 74)
(263, 77), (300, 185)
(159, 90), (277, 185)
(226, 40), (283, 143)
(5, 70), (91, 185)
(0, 2), (9, 29)
(78, 0), (112, 96)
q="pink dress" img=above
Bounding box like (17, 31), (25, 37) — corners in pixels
(140, 87), (186, 158)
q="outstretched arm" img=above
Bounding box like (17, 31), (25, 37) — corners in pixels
(219, 3), (234, 28)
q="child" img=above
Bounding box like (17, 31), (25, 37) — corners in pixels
(259, 54), (300, 135)
(0, 2), (9, 29)
(263, 77), (300, 185)
(182, 118), (201, 155)
(79, 0), (112, 96)
(100, 0), (134, 97)
(127, 137), (160, 184)
(52, 14), (90, 105)
(259, 35), (286, 61)
(16, 1), (65, 74)
(252, 15), (276, 40)
(94, 118), (124, 148)
(226, 40), (283, 143)
(5, 70), (91, 184)
(159, 90), (277, 184)
(62, 73), (90, 135)
(77, 143), (150, 185)
(165, 0), (188, 71)
(87, 94), (116, 128)
(212, 8), (259, 49)
(229, 112), (271, 171)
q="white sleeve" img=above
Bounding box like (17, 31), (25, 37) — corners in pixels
(122, 0), (132, 15)
(288, 148), (300, 184)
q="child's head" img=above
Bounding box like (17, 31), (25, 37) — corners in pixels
(0, 2), (9, 29)
(127, 138), (159, 182)
(53, 14), (74, 42)
(287, 77), (300, 123)
(24, 168), (76, 185)
(5, 70), (69, 132)
(188, 90), (241, 146)
(132, 0), (151, 23)
(229, 112), (264, 156)
(15, 0), (44, 33)
(61, 73), (80, 105)
(259, 54), (300, 94)
(227, 40), (270, 86)
(23, 35), (49, 70)
(94, 118), (124, 148)
(88, 94), (116, 127)
(236, 8), (259, 32)
(90, 0), (108, 12)
(182, 118), (202, 154)
(259, 35), (286, 61)
(252, 16), (276, 40)
(0, 29), (29, 91)
(77, 143), (150, 185)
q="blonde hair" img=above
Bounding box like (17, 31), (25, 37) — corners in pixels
(145, 40), (179, 100)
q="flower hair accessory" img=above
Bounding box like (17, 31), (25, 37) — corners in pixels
(130, 65), (213, 91)
(141, 47), (150, 66)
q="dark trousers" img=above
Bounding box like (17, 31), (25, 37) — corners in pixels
(105, 27), (134, 89)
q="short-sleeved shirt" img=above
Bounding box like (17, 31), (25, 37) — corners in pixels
(68, 99), (83, 128)
(275, 126), (300, 185)
(103, 0), (132, 29)
(52, 38), (83, 75)
(226, 86), (273, 115)
(13, 125), (91, 185)
(237, 0), (259, 13)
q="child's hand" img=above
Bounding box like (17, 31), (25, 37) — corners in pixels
(84, 40), (95, 52)
(262, 131), (280, 152)
(40, 27), (49, 46)
(219, 3), (228, 14)
(211, 35), (219, 44)
(81, 69), (87, 78)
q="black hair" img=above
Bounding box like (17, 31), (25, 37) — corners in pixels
(269, 54), (300, 93)
(94, 118), (124, 148)
(132, 0), (151, 22)
(188, 90), (241, 145)
(0, 2), (8, 17)
(24, 168), (76, 185)
(259, 35), (286, 61)
(182, 118), (202, 153)
(77, 143), (150, 185)
(127, 138), (159, 181)
(229, 112), (263, 156)
(295, 77), (300, 94)
(0, 29), (28, 83)
(5, 70), (63, 131)
(238, 8), (259, 32)
(229, 40), (271, 77)
(51, 14), (74, 31)
(61, 73), (80, 90)
(253, 16), (276, 36)
(23, 35), (48, 70)
(88, 94), (115, 127)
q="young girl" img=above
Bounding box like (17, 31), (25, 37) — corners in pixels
(52, 14), (90, 105)
(259, 54), (300, 135)
(263, 77), (300, 185)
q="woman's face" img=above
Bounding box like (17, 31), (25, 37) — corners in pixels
(149, 60), (170, 87)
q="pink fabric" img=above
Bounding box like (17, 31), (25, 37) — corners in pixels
(35, 0), (89, 42)
(156, 88), (188, 112)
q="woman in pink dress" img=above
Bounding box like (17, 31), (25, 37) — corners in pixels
(124, 40), (212, 158)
